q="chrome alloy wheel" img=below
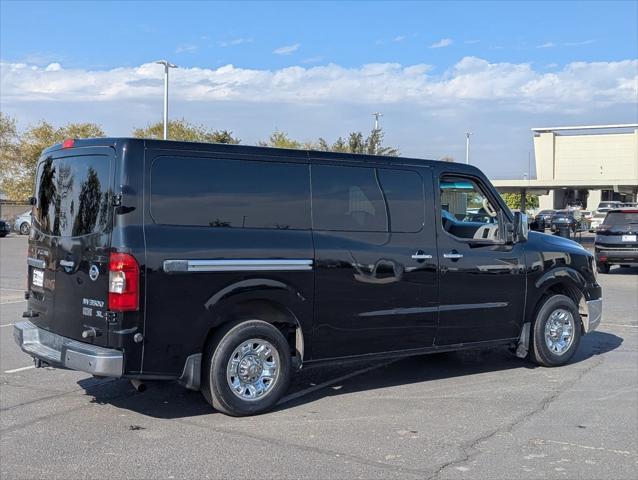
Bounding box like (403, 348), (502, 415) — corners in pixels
(226, 338), (280, 401)
(544, 308), (575, 356)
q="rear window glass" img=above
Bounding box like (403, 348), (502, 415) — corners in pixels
(34, 155), (112, 237)
(311, 165), (423, 232)
(150, 157), (310, 229)
(605, 212), (638, 226)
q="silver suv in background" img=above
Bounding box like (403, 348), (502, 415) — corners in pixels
(14, 210), (32, 235)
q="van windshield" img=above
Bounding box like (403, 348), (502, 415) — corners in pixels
(33, 154), (112, 237)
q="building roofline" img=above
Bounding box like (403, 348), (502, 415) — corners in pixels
(531, 124), (638, 132)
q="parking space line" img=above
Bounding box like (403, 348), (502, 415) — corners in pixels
(278, 360), (398, 406)
(4, 365), (35, 374)
(0, 323), (15, 328)
(0, 288), (25, 292)
(0, 300), (26, 305)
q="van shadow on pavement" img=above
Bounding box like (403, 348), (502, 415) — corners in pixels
(78, 330), (622, 419)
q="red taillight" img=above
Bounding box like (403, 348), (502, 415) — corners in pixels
(108, 253), (139, 312)
(597, 224), (610, 232)
(62, 138), (75, 149)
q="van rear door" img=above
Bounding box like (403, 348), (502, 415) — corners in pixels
(27, 146), (114, 347)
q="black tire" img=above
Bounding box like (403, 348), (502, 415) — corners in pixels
(620, 265), (631, 268)
(201, 320), (291, 416)
(19, 222), (30, 235)
(0, 233), (7, 238)
(597, 263), (610, 274)
(529, 294), (582, 367)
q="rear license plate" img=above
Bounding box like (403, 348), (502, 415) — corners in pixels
(32, 269), (44, 288)
(622, 235), (637, 242)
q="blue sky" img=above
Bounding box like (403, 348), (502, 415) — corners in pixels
(2, 1), (636, 69)
(1, 1), (637, 178)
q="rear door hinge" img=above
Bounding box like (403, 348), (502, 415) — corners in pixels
(111, 193), (122, 207)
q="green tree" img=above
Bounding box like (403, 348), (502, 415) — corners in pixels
(500, 192), (539, 211)
(0, 113), (20, 196)
(258, 129), (302, 149)
(261, 128), (399, 156)
(132, 119), (240, 144)
(0, 119), (104, 202)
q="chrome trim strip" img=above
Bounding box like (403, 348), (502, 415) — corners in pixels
(163, 259), (313, 273)
(595, 247), (638, 252)
(27, 257), (46, 269)
(13, 321), (123, 377)
(583, 298), (603, 333)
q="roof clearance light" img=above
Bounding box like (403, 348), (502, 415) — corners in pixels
(62, 138), (75, 149)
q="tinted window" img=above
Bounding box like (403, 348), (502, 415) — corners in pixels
(151, 157), (310, 229)
(605, 212), (638, 226)
(377, 169), (424, 232)
(34, 155), (112, 237)
(311, 165), (423, 233)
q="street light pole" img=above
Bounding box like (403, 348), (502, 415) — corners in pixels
(465, 132), (473, 164)
(372, 112), (383, 130)
(155, 60), (177, 140)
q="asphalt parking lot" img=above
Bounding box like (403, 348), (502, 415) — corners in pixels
(1, 233), (636, 479)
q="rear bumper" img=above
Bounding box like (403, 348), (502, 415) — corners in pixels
(13, 321), (123, 377)
(595, 247), (638, 264)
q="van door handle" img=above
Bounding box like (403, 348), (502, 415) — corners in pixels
(443, 252), (464, 260)
(411, 251), (432, 260)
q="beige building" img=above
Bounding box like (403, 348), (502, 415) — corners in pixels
(493, 124), (638, 211)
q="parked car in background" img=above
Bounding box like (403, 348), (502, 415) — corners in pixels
(0, 219), (11, 237)
(534, 209), (555, 230)
(589, 211), (608, 232)
(14, 210), (32, 235)
(550, 210), (582, 233)
(595, 209), (638, 273)
(597, 201), (623, 211)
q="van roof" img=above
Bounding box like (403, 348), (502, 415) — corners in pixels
(41, 137), (478, 171)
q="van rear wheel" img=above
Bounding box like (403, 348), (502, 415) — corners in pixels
(201, 320), (291, 416)
(530, 294), (581, 367)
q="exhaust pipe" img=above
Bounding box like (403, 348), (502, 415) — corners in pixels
(130, 379), (147, 392)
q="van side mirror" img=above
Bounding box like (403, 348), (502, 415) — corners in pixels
(497, 210), (515, 244)
(29, 196), (37, 206)
(513, 212), (529, 242)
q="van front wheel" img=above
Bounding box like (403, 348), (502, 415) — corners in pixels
(530, 294), (582, 367)
(202, 320), (291, 416)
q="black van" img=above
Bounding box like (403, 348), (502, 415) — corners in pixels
(15, 138), (603, 416)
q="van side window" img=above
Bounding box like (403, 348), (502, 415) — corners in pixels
(150, 157), (310, 229)
(312, 165), (423, 232)
(439, 175), (501, 241)
(378, 169), (424, 233)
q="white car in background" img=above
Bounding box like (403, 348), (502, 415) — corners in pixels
(589, 211), (608, 232)
(14, 210), (32, 235)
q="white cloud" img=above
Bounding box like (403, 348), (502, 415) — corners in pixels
(2, 58), (635, 110)
(393, 35), (406, 43)
(219, 37), (253, 47)
(175, 44), (198, 53)
(273, 43), (300, 55)
(430, 38), (453, 49)
(2, 57), (636, 179)
(564, 39), (596, 46)
(44, 63), (62, 72)
(537, 42), (555, 48)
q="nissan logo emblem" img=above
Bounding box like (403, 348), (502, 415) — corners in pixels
(89, 265), (100, 282)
